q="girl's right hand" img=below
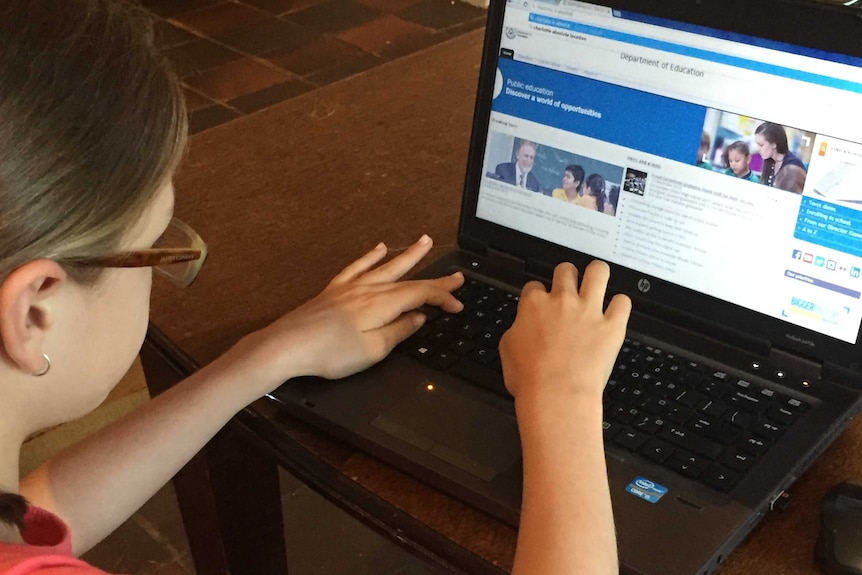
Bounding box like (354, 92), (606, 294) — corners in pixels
(499, 260), (631, 404)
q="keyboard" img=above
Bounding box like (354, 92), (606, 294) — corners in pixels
(398, 276), (810, 492)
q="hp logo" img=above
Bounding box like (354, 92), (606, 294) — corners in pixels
(637, 279), (651, 293)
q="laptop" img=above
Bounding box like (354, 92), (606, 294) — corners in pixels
(271, 1), (862, 573)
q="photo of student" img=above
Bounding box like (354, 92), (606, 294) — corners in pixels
(607, 185), (620, 216)
(722, 141), (759, 182)
(696, 131), (712, 169)
(623, 168), (647, 195)
(551, 164), (585, 203)
(774, 164), (806, 193)
(755, 121), (807, 187)
(576, 173), (614, 215)
(495, 139), (541, 192)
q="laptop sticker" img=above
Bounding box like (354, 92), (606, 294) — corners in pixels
(626, 477), (668, 504)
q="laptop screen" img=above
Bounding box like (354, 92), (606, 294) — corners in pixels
(474, 0), (862, 345)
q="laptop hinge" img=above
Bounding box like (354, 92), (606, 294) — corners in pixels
(525, 258), (555, 280)
(487, 247), (525, 275)
(459, 236), (487, 257)
(768, 346), (822, 382)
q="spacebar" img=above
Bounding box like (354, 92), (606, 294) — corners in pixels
(450, 360), (509, 397)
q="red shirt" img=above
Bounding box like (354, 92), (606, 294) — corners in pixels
(0, 506), (111, 574)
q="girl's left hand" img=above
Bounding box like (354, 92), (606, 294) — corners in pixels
(235, 235), (464, 387)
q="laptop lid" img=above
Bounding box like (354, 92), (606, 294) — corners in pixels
(458, 0), (862, 383)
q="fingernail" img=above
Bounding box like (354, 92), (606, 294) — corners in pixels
(375, 242), (386, 251)
(413, 313), (427, 327)
(417, 234), (431, 245)
(450, 271), (463, 280)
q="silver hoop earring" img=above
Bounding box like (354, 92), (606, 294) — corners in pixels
(33, 354), (51, 377)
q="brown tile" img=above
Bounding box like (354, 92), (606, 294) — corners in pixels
(240, 0), (329, 14)
(166, 38), (243, 76)
(228, 79), (315, 113)
(435, 15), (486, 40)
(219, 16), (319, 56)
(188, 104), (241, 133)
(169, 1), (269, 39)
(266, 36), (368, 76)
(397, 0), (486, 30)
(82, 517), (173, 573)
(144, 562), (192, 575)
(184, 57), (292, 101)
(153, 19), (199, 49)
(136, 484), (191, 563)
(182, 86), (216, 112)
(306, 51), (382, 86)
(337, 15), (434, 58)
(356, 0), (422, 12)
(283, 0), (381, 33)
(143, 0), (223, 18)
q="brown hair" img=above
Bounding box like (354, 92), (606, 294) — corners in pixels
(0, 0), (187, 526)
(755, 122), (790, 155)
(774, 164), (807, 194)
(0, 0), (187, 283)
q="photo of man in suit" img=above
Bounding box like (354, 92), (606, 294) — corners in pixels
(495, 139), (541, 192)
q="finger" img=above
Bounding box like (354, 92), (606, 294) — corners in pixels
(604, 293), (632, 325)
(578, 260), (611, 304)
(520, 280), (547, 298)
(361, 234), (433, 284)
(551, 262), (579, 295)
(350, 277), (466, 335)
(369, 311), (427, 359)
(329, 242), (388, 286)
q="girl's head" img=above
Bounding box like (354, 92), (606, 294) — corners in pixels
(774, 164), (807, 194)
(0, 0), (187, 425)
(585, 173), (606, 212)
(724, 141), (752, 177)
(562, 164), (585, 193)
(698, 131), (711, 162)
(585, 173), (605, 197)
(755, 122), (790, 159)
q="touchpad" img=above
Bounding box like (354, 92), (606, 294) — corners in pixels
(371, 385), (520, 481)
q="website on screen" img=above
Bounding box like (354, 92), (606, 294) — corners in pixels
(476, 0), (862, 343)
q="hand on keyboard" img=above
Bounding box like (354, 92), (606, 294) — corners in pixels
(499, 260), (631, 402)
(236, 235), (464, 383)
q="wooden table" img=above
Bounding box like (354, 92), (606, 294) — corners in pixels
(140, 28), (862, 575)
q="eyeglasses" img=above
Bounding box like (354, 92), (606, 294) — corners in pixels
(65, 218), (208, 287)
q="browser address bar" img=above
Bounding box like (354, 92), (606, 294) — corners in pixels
(527, 13), (862, 94)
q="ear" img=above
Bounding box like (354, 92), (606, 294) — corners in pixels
(0, 260), (67, 375)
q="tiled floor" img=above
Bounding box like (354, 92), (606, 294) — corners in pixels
(142, 0), (487, 133)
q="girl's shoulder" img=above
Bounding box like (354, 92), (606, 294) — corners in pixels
(0, 506), (114, 574)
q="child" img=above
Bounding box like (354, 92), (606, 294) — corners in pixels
(0, 2), (631, 574)
(723, 140), (760, 182)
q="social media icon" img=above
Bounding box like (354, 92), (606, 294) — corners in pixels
(820, 141), (828, 156)
(851, 267), (861, 278)
(792, 249), (803, 260)
(827, 260), (837, 270)
(815, 256), (826, 267)
(803, 253), (814, 263)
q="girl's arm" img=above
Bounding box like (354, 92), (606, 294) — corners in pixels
(21, 236), (464, 555)
(502, 261), (630, 575)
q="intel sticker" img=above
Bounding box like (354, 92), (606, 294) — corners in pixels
(626, 476), (668, 504)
